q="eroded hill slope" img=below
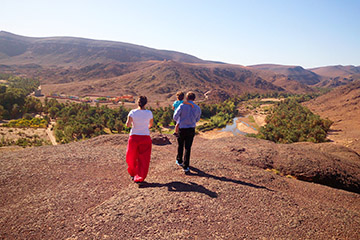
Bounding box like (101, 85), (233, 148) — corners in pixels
(304, 80), (360, 153)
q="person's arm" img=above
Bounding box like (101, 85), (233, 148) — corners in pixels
(126, 116), (133, 128)
(173, 105), (182, 122)
(183, 101), (194, 108)
(149, 118), (153, 128)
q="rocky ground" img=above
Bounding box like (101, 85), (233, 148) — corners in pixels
(1, 134), (360, 239)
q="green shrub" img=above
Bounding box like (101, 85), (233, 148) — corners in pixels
(251, 99), (333, 143)
(3, 117), (48, 128)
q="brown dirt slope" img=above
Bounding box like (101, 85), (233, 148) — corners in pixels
(309, 65), (360, 78)
(245, 66), (314, 94)
(1, 134), (360, 239)
(248, 64), (322, 86)
(304, 80), (360, 153)
(309, 65), (360, 88)
(2, 61), (286, 101)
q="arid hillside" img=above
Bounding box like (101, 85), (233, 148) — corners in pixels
(309, 65), (360, 88)
(0, 32), (318, 100)
(0, 31), (206, 67)
(35, 61), (287, 100)
(1, 134), (360, 239)
(248, 64), (322, 86)
(304, 80), (360, 153)
(310, 65), (360, 78)
(0, 61), (314, 102)
(245, 66), (314, 94)
(248, 63), (360, 89)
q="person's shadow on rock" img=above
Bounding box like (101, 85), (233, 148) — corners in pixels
(187, 166), (272, 191)
(139, 166), (272, 197)
(139, 181), (218, 198)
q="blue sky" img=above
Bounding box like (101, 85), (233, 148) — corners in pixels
(1, 0), (359, 68)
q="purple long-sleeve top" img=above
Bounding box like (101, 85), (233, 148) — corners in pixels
(173, 101), (201, 128)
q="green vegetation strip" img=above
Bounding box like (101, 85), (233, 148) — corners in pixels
(1, 72), (332, 145)
(248, 99), (333, 143)
(4, 117), (48, 128)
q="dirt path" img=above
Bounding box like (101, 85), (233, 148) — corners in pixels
(46, 121), (57, 145)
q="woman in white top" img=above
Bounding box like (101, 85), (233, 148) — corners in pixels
(125, 96), (153, 183)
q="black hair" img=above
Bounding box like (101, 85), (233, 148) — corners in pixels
(186, 91), (196, 101)
(138, 96), (147, 108)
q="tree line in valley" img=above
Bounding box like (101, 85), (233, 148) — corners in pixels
(247, 99), (333, 143)
(1, 72), (332, 145)
(0, 73), (42, 120)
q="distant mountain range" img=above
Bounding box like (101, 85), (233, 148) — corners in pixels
(248, 64), (360, 88)
(248, 64), (322, 85)
(0, 31), (207, 66)
(1, 31), (359, 99)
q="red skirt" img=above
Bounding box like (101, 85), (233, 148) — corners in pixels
(126, 135), (152, 182)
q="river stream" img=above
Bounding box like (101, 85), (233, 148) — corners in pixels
(219, 116), (258, 136)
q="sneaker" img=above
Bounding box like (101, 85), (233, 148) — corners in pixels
(183, 167), (190, 173)
(176, 160), (183, 167)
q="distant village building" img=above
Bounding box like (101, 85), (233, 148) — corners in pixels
(115, 95), (135, 103)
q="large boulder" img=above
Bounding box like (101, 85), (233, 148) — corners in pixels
(151, 133), (171, 145)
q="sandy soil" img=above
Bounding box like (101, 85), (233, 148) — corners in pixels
(235, 114), (266, 134)
(198, 130), (234, 139)
(0, 145), (24, 152)
(0, 126), (49, 142)
(200, 113), (267, 138)
(46, 122), (57, 145)
(260, 98), (283, 102)
(253, 114), (267, 127)
(327, 121), (360, 153)
(236, 121), (257, 134)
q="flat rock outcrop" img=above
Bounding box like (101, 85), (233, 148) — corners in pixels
(1, 134), (360, 239)
(208, 136), (360, 193)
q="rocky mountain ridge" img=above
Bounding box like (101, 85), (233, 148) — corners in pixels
(249, 63), (360, 88)
(2, 31), (359, 100)
(248, 64), (322, 85)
